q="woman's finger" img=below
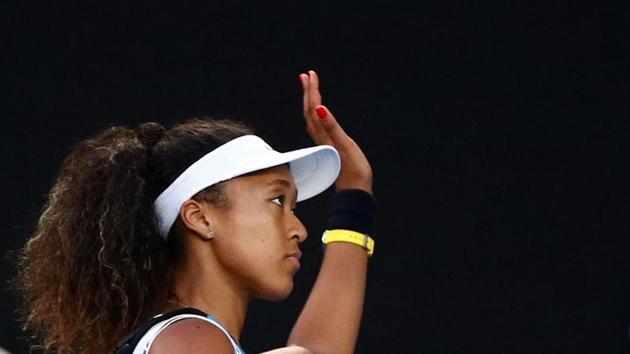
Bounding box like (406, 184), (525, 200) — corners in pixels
(314, 105), (350, 147)
(299, 72), (329, 144)
(308, 70), (322, 113)
(299, 73), (309, 117)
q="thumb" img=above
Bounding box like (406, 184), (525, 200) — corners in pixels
(315, 105), (350, 146)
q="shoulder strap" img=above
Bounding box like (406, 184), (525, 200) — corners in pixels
(114, 308), (208, 354)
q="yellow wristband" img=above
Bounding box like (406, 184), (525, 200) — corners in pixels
(321, 229), (375, 257)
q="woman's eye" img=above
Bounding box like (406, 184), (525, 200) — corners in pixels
(272, 197), (284, 206)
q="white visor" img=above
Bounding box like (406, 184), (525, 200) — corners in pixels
(154, 135), (341, 239)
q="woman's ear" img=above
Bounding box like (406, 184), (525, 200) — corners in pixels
(179, 199), (215, 240)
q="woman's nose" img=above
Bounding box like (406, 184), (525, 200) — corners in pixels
(289, 212), (308, 243)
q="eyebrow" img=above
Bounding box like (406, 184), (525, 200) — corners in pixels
(267, 178), (291, 188)
(267, 179), (298, 202)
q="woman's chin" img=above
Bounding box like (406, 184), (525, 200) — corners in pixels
(259, 282), (294, 302)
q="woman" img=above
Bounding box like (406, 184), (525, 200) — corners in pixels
(16, 70), (375, 354)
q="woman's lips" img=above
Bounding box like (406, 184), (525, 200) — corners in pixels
(286, 251), (302, 269)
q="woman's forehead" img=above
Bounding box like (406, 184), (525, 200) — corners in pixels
(229, 165), (296, 189)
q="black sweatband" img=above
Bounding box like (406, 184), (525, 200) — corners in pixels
(326, 189), (377, 236)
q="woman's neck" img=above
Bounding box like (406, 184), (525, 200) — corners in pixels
(163, 256), (250, 342)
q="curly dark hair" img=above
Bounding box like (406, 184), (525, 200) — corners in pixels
(14, 118), (254, 353)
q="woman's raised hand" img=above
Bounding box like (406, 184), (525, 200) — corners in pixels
(298, 70), (373, 194)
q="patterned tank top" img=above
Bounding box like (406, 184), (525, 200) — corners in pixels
(132, 312), (246, 354)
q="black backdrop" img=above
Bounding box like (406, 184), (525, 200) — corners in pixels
(3, 2), (629, 353)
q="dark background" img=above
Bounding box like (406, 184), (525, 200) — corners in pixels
(3, 1), (629, 353)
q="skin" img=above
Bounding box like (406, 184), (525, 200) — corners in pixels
(151, 70), (372, 354)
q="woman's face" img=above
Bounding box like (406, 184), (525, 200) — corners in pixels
(211, 164), (308, 301)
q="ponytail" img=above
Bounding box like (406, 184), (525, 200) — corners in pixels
(16, 124), (173, 353)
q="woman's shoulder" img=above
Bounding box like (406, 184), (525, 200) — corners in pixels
(149, 317), (236, 354)
(259, 346), (313, 354)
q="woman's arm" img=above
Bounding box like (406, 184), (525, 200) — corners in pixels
(287, 243), (368, 354)
(286, 71), (373, 354)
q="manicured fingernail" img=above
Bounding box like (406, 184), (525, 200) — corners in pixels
(298, 74), (303, 83)
(316, 107), (327, 120)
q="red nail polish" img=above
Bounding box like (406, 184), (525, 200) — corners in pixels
(316, 107), (327, 120)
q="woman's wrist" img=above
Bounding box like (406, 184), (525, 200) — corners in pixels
(334, 179), (373, 195)
(335, 171), (372, 194)
(326, 189), (377, 237)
